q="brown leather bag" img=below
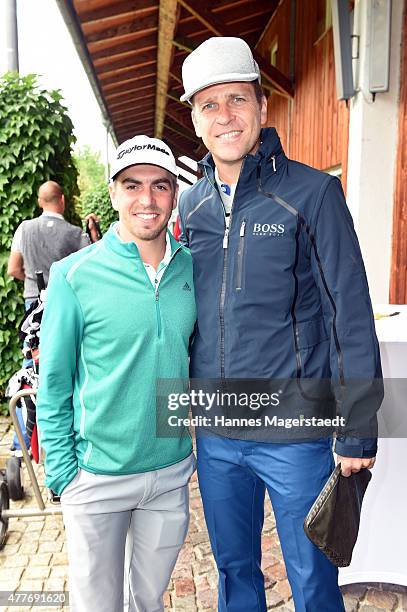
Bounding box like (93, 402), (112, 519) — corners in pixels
(303, 463), (372, 567)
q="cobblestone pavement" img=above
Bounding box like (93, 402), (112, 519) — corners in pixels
(0, 416), (406, 611)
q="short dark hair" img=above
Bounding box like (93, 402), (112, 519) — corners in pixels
(252, 80), (265, 105)
(168, 174), (178, 195)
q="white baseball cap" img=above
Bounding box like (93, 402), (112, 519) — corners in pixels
(110, 135), (178, 181)
(181, 37), (261, 103)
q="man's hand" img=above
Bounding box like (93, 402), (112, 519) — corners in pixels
(85, 213), (101, 243)
(336, 455), (376, 477)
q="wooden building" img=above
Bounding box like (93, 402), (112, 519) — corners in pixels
(57, 0), (406, 303)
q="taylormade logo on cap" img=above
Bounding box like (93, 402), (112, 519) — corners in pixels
(117, 142), (170, 160)
(181, 37), (261, 103)
(110, 135), (178, 181)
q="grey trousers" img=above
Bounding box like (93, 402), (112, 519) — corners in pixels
(60, 453), (195, 612)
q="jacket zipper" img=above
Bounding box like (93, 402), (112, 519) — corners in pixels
(147, 244), (182, 339)
(236, 220), (246, 291)
(155, 282), (161, 337)
(205, 161), (245, 378)
(291, 218), (303, 378)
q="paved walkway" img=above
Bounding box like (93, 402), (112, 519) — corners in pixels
(0, 416), (406, 611)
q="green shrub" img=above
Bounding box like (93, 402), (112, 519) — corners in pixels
(78, 182), (118, 235)
(0, 73), (79, 402)
(74, 145), (106, 197)
(73, 145), (117, 234)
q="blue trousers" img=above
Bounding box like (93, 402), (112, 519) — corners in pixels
(196, 435), (345, 612)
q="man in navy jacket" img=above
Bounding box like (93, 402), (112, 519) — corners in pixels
(178, 37), (382, 611)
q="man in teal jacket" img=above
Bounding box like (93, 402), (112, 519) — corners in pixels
(37, 135), (197, 612)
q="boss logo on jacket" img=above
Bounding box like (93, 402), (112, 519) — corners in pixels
(252, 222), (285, 236)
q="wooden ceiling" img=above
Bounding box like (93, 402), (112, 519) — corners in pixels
(64, 0), (294, 163)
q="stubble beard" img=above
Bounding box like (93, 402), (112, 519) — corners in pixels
(129, 214), (169, 242)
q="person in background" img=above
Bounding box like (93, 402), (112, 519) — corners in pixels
(7, 180), (99, 307)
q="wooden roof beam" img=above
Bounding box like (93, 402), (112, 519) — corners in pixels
(105, 79), (155, 100)
(178, 176), (195, 186)
(177, 0), (294, 98)
(173, 36), (198, 53)
(214, 0), (276, 24)
(114, 113), (155, 126)
(114, 125), (155, 136)
(166, 120), (199, 145)
(176, 157), (199, 176)
(155, 0), (179, 139)
(164, 136), (199, 160)
(115, 117), (155, 131)
(78, 0), (156, 25)
(114, 123), (155, 135)
(169, 70), (182, 85)
(95, 49), (157, 74)
(116, 118), (154, 129)
(113, 113), (154, 125)
(116, 130), (155, 142)
(165, 107), (197, 139)
(103, 75), (155, 95)
(109, 91), (157, 111)
(113, 108), (155, 123)
(84, 12), (158, 45)
(99, 64), (156, 86)
(116, 121), (155, 133)
(255, 0), (280, 49)
(90, 32), (157, 60)
(167, 90), (190, 108)
(82, 6), (157, 38)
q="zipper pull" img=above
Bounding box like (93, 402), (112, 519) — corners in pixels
(271, 155), (276, 172)
(223, 228), (229, 249)
(155, 287), (159, 301)
(239, 220), (246, 237)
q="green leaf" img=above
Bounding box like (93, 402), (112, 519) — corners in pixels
(0, 72), (80, 400)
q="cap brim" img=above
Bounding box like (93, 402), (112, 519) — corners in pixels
(110, 162), (178, 182)
(180, 73), (260, 103)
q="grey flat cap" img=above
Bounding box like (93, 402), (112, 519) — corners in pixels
(181, 37), (261, 103)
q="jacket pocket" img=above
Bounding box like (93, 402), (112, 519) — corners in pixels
(296, 317), (329, 349)
(60, 468), (81, 498)
(235, 219), (246, 291)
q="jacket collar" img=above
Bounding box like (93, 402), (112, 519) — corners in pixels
(198, 128), (287, 179)
(104, 224), (181, 260)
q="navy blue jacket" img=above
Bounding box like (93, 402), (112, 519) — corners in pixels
(179, 128), (382, 457)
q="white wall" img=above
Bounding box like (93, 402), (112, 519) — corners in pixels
(347, 0), (404, 303)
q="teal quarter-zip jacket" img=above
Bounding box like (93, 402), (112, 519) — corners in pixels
(37, 226), (196, 495)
